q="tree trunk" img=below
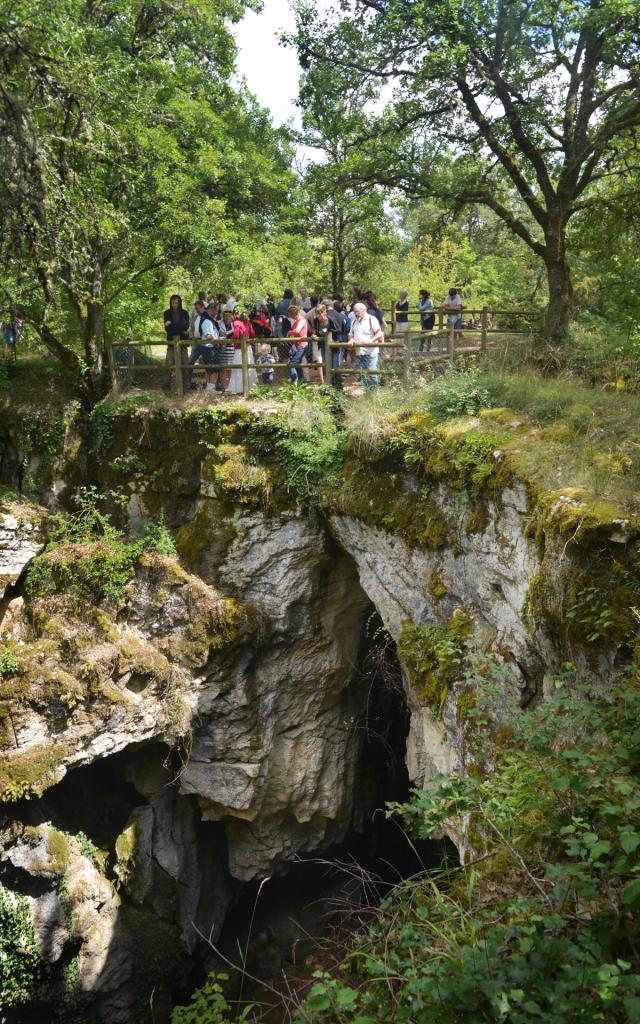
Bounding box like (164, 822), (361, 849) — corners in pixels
(85, 263), (107, 398)
(336, 250), (345, 296)
(543, 215), (573, 340)
(331, 249), (338, 296)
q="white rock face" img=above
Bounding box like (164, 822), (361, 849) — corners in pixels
(0, 822), (121, 1004)
(0, 504), (45, 598)
(330, 484), (550, 791)
(179, 508), (371, 879)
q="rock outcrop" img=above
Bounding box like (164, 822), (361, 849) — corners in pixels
(0, 401), (634, 1021)
(0, 496), (371, 1020)
(0, 498), (45, 599)
(330, 483), (542, 787)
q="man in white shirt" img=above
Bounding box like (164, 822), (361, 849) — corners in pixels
(443, 288), (463, 338)
(189, 301), (222, 389)
(298, 287), (312, 311)
(348, 302), (384, 391)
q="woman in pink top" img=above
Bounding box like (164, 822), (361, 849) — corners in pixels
(224, 312), (257, 394)
(286, 305), (309, 384)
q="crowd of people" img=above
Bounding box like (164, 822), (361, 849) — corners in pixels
(163, 285), (464, 393)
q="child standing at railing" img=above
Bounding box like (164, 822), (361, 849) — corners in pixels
(256, 344), (276, 385)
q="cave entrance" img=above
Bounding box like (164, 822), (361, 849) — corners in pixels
(209, 609), (457, 1020)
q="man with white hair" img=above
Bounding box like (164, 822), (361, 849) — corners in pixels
(348, 302), (384, 391)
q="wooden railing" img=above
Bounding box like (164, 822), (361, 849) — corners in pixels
(106, 306), (541, 398)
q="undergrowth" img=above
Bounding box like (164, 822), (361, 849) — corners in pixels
(247, 386), (346, 507)
(285, 676), (640, 1024)
(26, 486), (176, 599)
(341, 356), (640, 510)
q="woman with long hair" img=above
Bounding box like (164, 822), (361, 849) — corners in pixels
(163, 294), (190, 388)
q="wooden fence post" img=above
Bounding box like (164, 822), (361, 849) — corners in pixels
(480, 306), (488, 353)
(241, 335), (249, 399)
(438, 305), (444, 335)
(391, 303), (396, 336)
(403, 337), (411, 388)
(448, 323), (455, 365)
(175, 340), (184, 398)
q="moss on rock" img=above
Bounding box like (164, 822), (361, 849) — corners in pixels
(0, 743), (68, 802)
(398, 610), (473, 717)
(325, 459), (449, 549)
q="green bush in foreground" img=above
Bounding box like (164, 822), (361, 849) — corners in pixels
(289, 678), (640, 1024)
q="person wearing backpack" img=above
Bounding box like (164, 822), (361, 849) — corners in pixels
(188, 300), (220, 389)
(348, 302), (384, 391)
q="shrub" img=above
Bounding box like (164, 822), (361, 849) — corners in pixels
(171, 973), (251, 1024)
(424, 361), (492, 418)
(288, 678), (640, 1024)
(0, 884), (45, 1007)
(26, 487), (179, 600)
(247, 388), (346, 507)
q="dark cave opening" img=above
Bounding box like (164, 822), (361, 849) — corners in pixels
(206, 609), (458, 1020)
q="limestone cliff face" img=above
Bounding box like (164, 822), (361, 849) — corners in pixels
(0, 489), (371, 1019)
(330, 502), (627, 800)
(0, 497), (45, 598)
(0, 402), (633, 1020)
(329, 483), (541, 789)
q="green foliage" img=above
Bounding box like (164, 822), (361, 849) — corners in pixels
(0, 647), (19, 675)
(140, 513), (177, 557)
(423, 361), (491, 418)
(290, 679), (640, 1024)
(0, 0), (297, 399)
(0, 883), (45, 1007)
(567, 586), (616, 644)
(170, 973), (252, 1024)
(26, 486), (177, 599)
(293, 0), (640, 337)
(398, 611), (472, 716)
(247, 388), (346, 507)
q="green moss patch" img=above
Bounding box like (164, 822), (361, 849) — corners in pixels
(0, 743), (68, 802)
(325, 459), (448, 549)
(398, 610), (472, 717)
